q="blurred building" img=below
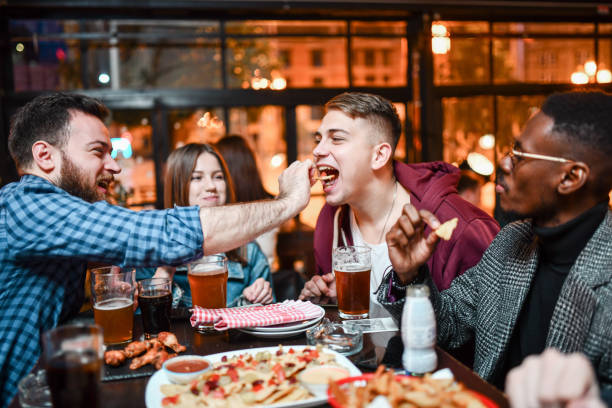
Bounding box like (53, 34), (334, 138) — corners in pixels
(2, 1), (612, 226)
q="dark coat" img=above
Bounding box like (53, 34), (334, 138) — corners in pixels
(379, 211), (612, 391)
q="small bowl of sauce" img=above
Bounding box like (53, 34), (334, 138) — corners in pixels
(298, 365), (350, 397)
(162, 355), (211, 384)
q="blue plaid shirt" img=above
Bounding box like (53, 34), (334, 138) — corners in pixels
(0, 175), (203, 407)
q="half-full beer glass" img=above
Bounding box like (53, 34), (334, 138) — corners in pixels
(333, 246), (372, 319)
(188, 255), (228, 332)
(90, 266), (135, 345)
(42, 325), (104, 408)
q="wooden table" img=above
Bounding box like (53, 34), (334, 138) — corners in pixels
(13, 308), (509, 407)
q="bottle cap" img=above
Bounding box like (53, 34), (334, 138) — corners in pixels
(406, 284), (430, 297)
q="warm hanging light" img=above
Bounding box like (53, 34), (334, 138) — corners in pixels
(570, 71), (589, 85)
(584, 60), (597, 76)
(251, 77), (270, 90)
(270, 153), (286, 168)
(478, 134), (495, 150)
(597, 69), (612, 83)
(270, 77), (287, 90)
(572, 61), (612, 84)
(197, 112), (223, 129)
(431, 24), (448, 37)
(431, 23), (451, 55)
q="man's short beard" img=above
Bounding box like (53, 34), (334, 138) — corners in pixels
(58, 152), (102, 203)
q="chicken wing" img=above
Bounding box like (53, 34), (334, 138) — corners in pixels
(124, 340), (151, 358)
(104, 350), (127, 367)
(158, 331), (186, 353)
(129, 342), (163, 370)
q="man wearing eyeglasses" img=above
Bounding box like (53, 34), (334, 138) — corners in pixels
(378, 91), (612, 403)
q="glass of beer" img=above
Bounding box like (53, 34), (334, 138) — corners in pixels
(188, 255), (228, 333)
(137, 278), (172, 339)
(42, 324), (104, 408)
(90, 266), (135, 345)
(333, 246), (372, 319)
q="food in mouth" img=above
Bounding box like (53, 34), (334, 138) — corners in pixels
(316, 166), (339, 187)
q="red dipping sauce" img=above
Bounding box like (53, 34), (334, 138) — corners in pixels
(165, 359), (209, 373)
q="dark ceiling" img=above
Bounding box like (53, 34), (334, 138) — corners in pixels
(2, 0), (612, 21)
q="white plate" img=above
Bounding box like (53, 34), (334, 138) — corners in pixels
(237, 326), (310, 339)
(145, 345), (361, 408)
(243, 306), (325, 333)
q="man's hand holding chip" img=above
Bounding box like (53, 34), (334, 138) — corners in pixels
(386, 203), (444, 285)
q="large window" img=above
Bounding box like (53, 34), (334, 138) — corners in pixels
(168, 106), (286, 197)
(6, 17), (415, 217)
(435, 20), (612, 215)
(5, 16), (417, 219)
(9, 19), (411, 92)
(10, 20), (223, 91)
(169, 108), (226, 149)
(227, 106), (286, 196)
(107, 110), (155, 208)
(434, 21), (610, 86)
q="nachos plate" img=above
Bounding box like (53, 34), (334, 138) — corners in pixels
(145, 345), (361, 408)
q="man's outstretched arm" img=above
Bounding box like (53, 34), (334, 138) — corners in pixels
(200, 159), (315, 255)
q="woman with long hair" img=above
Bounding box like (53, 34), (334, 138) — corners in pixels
(139, 143), (274, 307)
(215, 135), (279, 271)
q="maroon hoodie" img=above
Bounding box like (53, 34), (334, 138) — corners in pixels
(313, 161), (500, 291)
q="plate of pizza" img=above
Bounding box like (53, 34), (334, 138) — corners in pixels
(145, 345), (361, 408)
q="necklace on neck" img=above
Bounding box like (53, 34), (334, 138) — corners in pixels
(377, 179), (398, 244)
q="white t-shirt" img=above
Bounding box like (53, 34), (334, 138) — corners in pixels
(348, 209), (392, 317)
(348, 208), (397, 349)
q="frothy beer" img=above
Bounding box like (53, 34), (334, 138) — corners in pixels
(188, 263), (228, 309)
(335, 263), (371, 318)
(93, 297), (134, 345)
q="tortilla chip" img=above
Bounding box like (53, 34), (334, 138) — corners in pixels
(161, 383), (189, 396)
(435, 217), (458, 241)
(254, 386), (278, 402)
(274, 387), (310, 403)
(261, 385), (296, 404)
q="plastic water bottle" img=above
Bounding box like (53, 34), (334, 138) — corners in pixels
(401, 284), (437, 374)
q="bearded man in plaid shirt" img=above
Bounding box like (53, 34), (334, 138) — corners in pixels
(0, 92), (315, 407)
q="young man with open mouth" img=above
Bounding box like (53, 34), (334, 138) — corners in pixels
(298, 92), (499, 318)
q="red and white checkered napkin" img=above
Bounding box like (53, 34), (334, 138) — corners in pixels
(190, 300), (323, 331)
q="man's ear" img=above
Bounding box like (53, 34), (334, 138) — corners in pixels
(371, 142), (393, 171)
(558, 162), (589, 195)
(31, 141), (59, 173)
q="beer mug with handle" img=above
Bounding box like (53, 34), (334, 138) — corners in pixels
(332, 246), (372, 319)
